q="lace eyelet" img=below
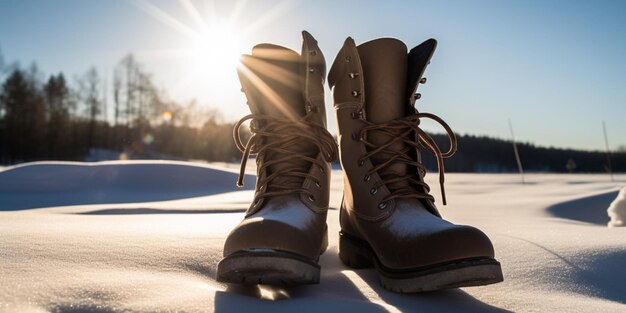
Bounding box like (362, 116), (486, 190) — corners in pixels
(378, 201), (387, 209)
(319, 166), (325, 174)
(307, 195), (316, 202)
(358, 160), (365, 167)
(352, 133), (358, 140)
(370, 187), (378, 195)
(315, 181), (321, 188)
(364, 175), (370, 182)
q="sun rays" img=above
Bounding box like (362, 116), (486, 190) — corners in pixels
(129, 0), (297, 111)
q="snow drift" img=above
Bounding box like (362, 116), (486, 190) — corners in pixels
(0, 160), (256, 211)
(607, 186), (626, 227)
(1, 161), (626, 312)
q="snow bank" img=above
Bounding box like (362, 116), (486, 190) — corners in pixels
(607, 186), (626, 227)
(1, 163), (626, 312)
(0, 160), (255, 211)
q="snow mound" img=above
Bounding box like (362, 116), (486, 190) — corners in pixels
(2, 167), (626, 312)
(0, 160), (255, 211)
(607, 186), (626, 227)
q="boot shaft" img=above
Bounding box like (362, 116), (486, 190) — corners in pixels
(328, 37), (439, 221)
(239, 44), (306, 120)
(235, 31), (334, 215)
(328, 37), (435, 121)
(329, 37), (436, 183)
(238, 31), (327, 127)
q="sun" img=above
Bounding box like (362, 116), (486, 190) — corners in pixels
(131, 0), (295, 117)
(186, 21), (244, 86)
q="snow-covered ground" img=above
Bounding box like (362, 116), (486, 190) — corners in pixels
(1, 161), (625, 312)
(608, 187), (626, 227)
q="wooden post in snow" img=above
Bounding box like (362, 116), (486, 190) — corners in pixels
(602, 121), (614, 182)
(508, 119), (525, 184)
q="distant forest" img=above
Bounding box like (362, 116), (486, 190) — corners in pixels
(0, 52), (624, 173)
(424, 134), (626, 173)
(0, 53), (243, 165)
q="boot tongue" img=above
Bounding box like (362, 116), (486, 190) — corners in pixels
(243, 44), (305, 119)
(357, 38), (408, 123)
(357, 39), (410, 188)
(238, 44), (314, 190)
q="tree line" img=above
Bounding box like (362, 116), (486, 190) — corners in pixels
(0, 53), (243, 164)
(424, 133), (626, 173)
(0, 51), (623, 172)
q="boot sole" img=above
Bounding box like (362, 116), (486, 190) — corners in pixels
(339, 232), (503, 293)
(217, 249), (321, 285)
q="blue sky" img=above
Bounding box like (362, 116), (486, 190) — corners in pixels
(1, 0), (625, 151)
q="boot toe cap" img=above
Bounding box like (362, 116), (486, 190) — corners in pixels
(434, 224), (496, 260)
(222, 216), (324, 261)
(376, 224), (496, 270)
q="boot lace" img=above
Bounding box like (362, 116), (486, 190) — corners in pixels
(234, 113), (338, 202)
(357, 112), (457, 206)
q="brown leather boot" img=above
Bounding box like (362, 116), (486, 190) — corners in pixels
(328, 37), (503, 292)
(217, 31), (337, 285)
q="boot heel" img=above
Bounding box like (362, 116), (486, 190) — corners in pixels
(338, 232), (375, 269)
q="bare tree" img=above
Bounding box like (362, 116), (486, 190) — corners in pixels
(121, 54), (138, 126)
(113, 68), (122, 126)
(44, 73), (72, 158)
(77, 67), (102, 150)
(0, 68), (47, 161)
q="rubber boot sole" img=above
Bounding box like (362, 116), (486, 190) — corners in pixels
(339, 232), (504, 293)
(217, 249), (321, 285)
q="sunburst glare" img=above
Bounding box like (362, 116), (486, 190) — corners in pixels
(130, 0), (295, 111)
(185, 19), (243, 86)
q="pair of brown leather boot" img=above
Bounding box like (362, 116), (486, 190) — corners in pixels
(217, 31), (503, 293)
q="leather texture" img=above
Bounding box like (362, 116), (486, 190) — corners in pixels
(329, 37), (496, 270)
(222, 31), (333, 261)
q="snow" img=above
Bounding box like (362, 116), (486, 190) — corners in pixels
(608, 187), (626, 227)
(1, 161), (626, 312)
(0, 160), (256, 211)
(83, 148), (125, 162)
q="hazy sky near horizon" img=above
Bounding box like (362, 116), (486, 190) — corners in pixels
(1, 0), (625, 151)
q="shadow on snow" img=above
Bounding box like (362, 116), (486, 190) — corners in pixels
(545, 190), (618, 226)
(0, 162), (255, 211)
